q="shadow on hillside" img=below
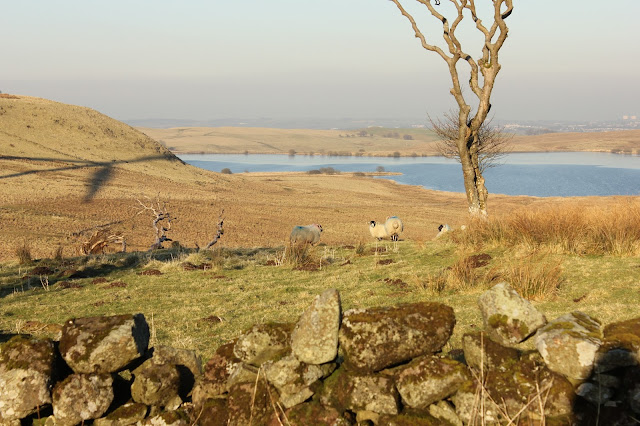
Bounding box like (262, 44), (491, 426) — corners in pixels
(0, 154), (184, 201)
(0, 252), (143, 299)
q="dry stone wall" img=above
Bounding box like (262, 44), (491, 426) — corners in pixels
(1, 284), (640, 425)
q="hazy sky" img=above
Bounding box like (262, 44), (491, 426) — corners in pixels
(3, 1), (639, 125)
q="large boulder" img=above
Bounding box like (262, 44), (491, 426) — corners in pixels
(535, 311), (602, 381)
(339, 302), (455, 373)
(233, 323), (293, 367)
(0, 335), (55, 421)
(291, 288), (341, 364)
(52, 373), (114, 425)
(394, 355), (471, 409)
(478, 282), (547, 346)
(58, 314), (149, 373)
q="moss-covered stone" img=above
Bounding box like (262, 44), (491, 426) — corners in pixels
(339, 302), (455, 373)
(227, 377), (276, 426)
(52, 373), (114, 425)
(190, 398), (228, 426)
(478, 282), (547, 346)
(279, 401), (349, 425)
(318, 368), (399, 415)
(535, 311), (603, 381)
(462, 331), (520, 371)
(0, 335), (55, 420)
(395, 355), (470, 409)
(233, 322), (293, 367)
(131, 359), (180, 407)
(59, 313), (149, 374)
(93, 401), (148, 425)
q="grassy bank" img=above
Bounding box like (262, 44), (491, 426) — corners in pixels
(3, 199), (639, 361)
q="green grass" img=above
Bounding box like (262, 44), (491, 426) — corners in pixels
(1, 239), (639, 361)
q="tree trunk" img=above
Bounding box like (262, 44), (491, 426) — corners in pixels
(460, 135), (489, 217)
(458, 129), (488, 217)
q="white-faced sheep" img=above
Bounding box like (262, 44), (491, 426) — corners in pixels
(290, 224), (323, 245)
(369, 216), (404, 241)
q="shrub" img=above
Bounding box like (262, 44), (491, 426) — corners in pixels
(319, 167), (339, 175)
(307, 169), (322, 175)
(220, 168), (232, 174)
(15, 242), (32, 264)
(353, 172), (365, 177)
(376, 166), (385, 173)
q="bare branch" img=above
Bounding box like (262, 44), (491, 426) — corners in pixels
(203, 209), (225, 250)
(430, 111), (513, 173)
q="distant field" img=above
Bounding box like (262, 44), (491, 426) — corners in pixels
(138, 126), (640, 156)
(137, 126), (443, 156)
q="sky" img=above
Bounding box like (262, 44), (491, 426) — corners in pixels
(2, 1), (639, 126)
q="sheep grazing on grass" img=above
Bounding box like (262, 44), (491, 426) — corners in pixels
(369, 216), (404, 241)
(290, 224), (323, 246)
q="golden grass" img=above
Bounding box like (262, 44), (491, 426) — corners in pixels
(454, 198), (640, 256)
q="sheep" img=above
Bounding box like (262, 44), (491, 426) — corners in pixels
(369, 216), (404, 241)
(435, 223), (451, 239)
(290, 224), (323, 246)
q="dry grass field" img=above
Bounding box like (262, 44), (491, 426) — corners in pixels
(2, 94), (640, 366)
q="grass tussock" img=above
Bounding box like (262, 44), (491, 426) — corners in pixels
(455, 199), (640, 256)
(14, 242), (32, 265)
(419, 251), (562, 301)
(494, 254), (564, 301)
(281, 243), (330, 271)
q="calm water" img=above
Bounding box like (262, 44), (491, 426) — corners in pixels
(178, 152), (640, 197)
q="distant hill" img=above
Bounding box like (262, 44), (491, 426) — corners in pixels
(138, 125), (640, 156)
(137, 126), (442, 156)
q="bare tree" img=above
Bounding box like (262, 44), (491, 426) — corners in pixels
(389, 0), (513, 216)
(431, 111), (512, 173)
(136, 196), (174, 250)
(80, 229), (126, 255)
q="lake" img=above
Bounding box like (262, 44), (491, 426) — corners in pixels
(177, 152), (640, 197)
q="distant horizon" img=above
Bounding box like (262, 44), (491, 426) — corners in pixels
(125, 115), (640, 132)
